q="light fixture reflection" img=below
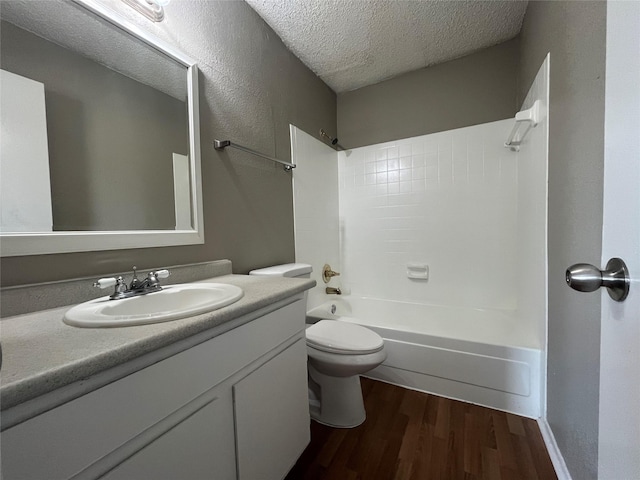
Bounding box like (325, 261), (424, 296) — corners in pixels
(121, 0), (170, 22)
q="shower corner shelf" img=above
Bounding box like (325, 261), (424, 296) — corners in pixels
(504, 100), (541, 152)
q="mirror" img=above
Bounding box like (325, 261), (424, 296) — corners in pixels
(0, 0), (203, 256)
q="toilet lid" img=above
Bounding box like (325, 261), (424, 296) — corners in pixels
(306, 320), (384, 354)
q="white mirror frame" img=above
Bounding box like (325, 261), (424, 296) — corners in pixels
(1, 0), (204, 256)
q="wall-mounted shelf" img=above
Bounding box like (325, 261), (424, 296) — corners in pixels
(214, 140), (296, 172)
(504, 100), (541, 151)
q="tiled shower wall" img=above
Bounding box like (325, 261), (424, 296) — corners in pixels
(338, 120), (519, 310)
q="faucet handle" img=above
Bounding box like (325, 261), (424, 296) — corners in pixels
(94, 276), (128, 299)
(144, 269), (170, 289)
(155, 269), (170, 279)
(93, 277), (117, 289)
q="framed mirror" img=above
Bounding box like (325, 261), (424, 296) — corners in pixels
(0, 0), (204, 256)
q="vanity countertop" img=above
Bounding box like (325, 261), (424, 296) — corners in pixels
(0, 274), (314, 415)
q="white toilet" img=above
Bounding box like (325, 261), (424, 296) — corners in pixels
(249, 263), (387, 428)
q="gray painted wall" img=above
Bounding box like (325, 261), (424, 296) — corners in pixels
(518, 2), (606, 479)
(336, 39), (519, 148)
(1, 21), (187, 231)
(0, 1), (336, 286)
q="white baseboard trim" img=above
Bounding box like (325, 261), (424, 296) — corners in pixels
(537, 417), (572, 480)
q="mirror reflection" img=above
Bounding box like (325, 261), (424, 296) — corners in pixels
(0, 1), (192, 233)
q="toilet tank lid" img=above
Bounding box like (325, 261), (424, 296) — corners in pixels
(248, 263), (312, 277)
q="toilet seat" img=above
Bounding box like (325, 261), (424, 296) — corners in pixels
(306, 320), (384, 355)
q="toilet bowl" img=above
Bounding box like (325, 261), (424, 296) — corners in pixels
(306, 320), (386, 427)
(249, 263), (387, 428)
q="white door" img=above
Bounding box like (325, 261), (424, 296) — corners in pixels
(597, 1), (640, 478)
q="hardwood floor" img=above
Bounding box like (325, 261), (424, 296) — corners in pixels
(286, 378), (557, 480)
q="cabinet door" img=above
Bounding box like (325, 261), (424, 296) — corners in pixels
(101, 387), (235, 480)
(234, 338), (310, 480)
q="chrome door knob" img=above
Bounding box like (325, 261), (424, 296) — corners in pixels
(566, 257), (630, 302)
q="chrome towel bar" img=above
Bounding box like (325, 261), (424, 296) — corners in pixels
(214, 140), (296, 172)
(504, 100), (541, 151)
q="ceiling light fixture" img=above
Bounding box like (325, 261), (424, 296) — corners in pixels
(121, 0), (170, 22)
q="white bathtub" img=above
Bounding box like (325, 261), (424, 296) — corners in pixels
(307, 296), (542, 418)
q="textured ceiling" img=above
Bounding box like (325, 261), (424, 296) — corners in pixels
(245, 0), (528, 93)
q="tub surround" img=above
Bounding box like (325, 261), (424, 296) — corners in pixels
(292, 57), (549, 420)
(0, 269), (315, 427)
(337, 120), (519, 312)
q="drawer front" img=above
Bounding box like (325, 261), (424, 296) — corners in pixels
(2, 299), (305, 480)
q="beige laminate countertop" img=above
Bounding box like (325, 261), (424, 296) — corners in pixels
(0, 274), (314, 414)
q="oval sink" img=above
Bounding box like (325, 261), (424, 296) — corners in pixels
(63, 283), (244, 328)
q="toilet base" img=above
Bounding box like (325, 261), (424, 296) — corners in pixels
(308, 364), (366, 428)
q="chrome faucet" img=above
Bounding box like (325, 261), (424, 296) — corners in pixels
(326, 287), (341, 295)
(129, 267), (164, 293)
(93, 266), (171, 300)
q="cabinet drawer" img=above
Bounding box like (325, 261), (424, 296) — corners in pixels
(2, 299), (305, 480)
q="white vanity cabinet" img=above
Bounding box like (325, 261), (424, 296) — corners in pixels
(1, 298), (310, 480)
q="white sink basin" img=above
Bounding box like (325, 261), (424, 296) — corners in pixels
(63, 283), (244, 328)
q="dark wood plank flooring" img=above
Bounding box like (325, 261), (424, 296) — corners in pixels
(286, 378), (557, 480)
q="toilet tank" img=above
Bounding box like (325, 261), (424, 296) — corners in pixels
(248, 263), (312, 279)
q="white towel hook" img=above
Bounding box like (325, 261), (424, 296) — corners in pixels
(504, 100), (541, 151)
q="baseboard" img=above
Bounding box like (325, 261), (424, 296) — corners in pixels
(537, 417), (572, 480)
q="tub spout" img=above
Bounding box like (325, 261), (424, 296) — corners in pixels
(326, 287), (342, 295)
